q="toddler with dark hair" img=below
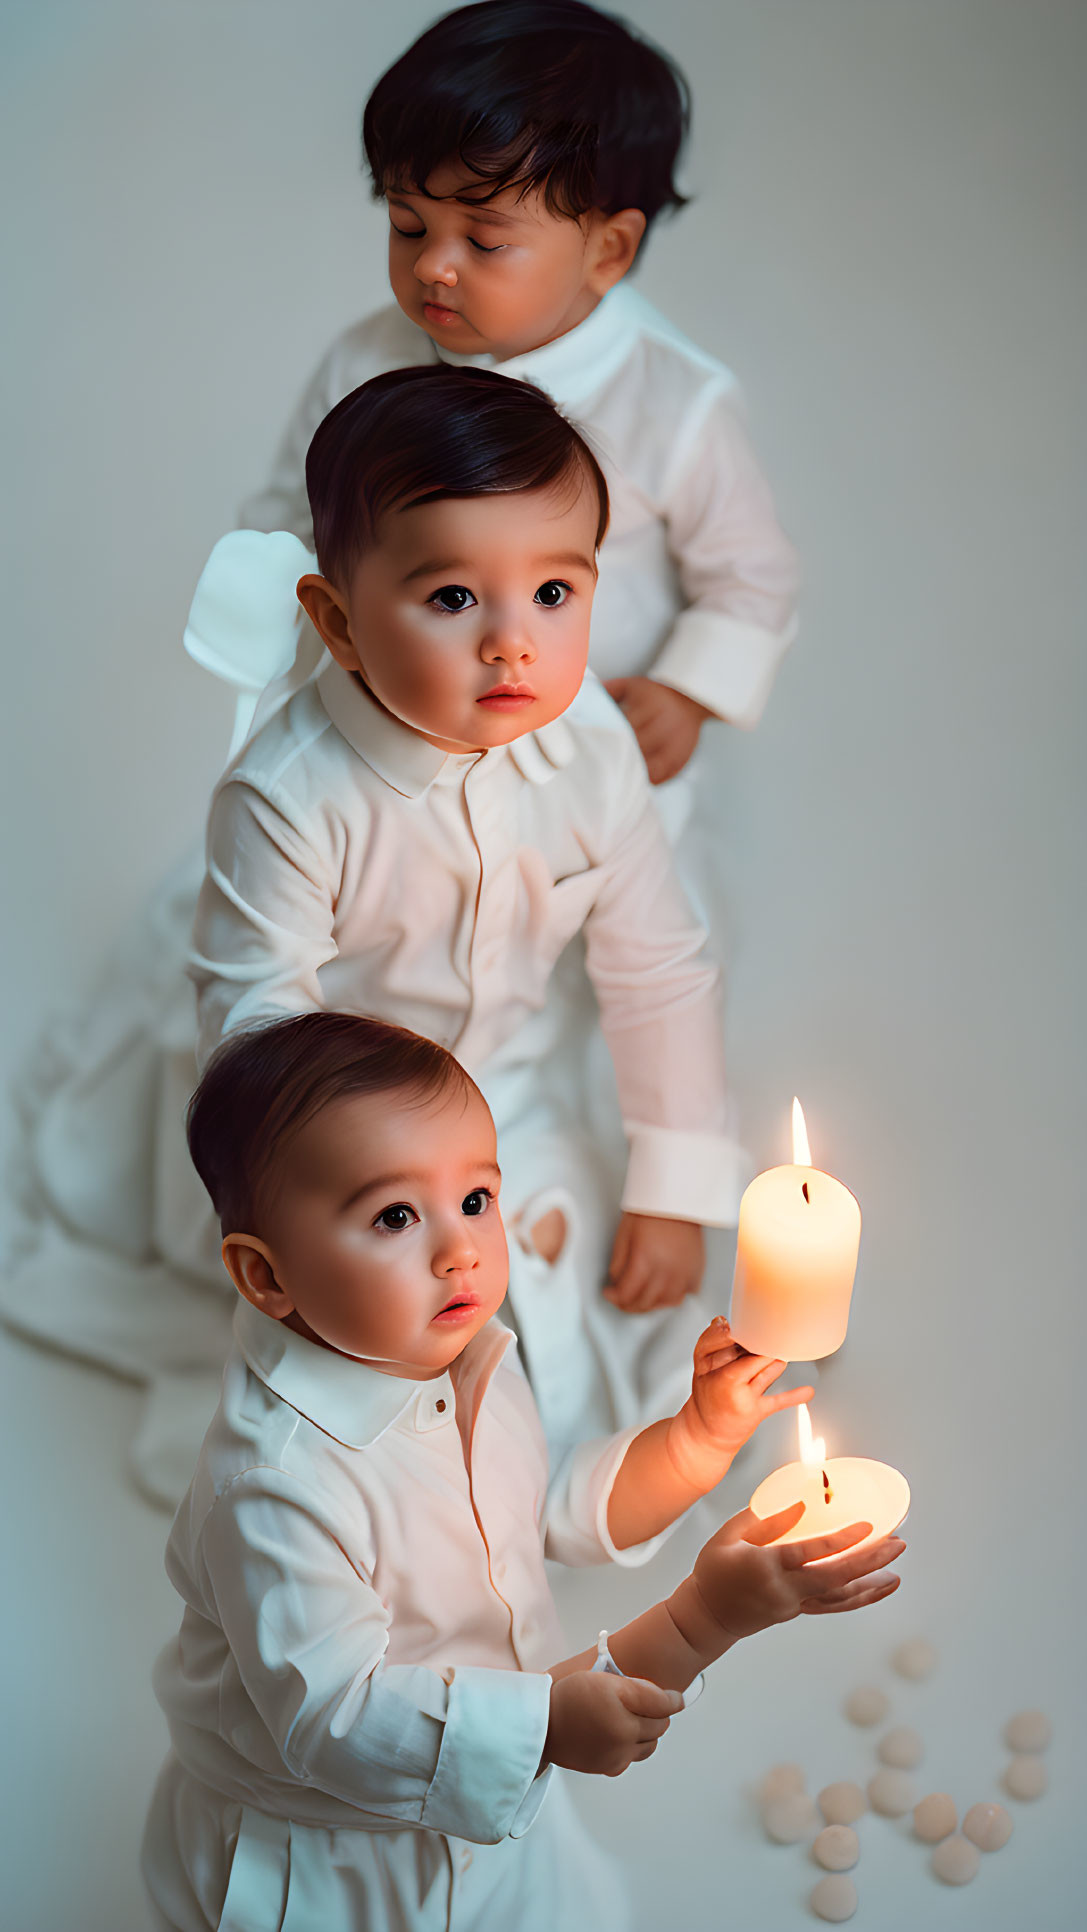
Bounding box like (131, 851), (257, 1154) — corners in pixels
(240, 0), (798, 784)
(141, 1010), (902, 1932)
(187, 362), (740, 1456)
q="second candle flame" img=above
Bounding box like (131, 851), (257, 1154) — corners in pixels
(797, 1402), (826, 1467)
(792, 1096), (812, 1167)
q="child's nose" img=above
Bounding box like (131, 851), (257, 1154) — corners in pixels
(412, 239), (457, 289)
(481, 618), (537, 668)
(432, 1216), (479, 1275)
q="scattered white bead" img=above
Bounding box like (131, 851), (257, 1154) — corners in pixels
(878, 1725), (923, 1769)
(1004, 1709), (1051, 1754)
(962, 1802), (1013, 1852)
(913, 1792), (957, 1843)
(818, 1781), (867, 1826)
(813, 1825), (859, 1872)
(891, 1637), (937, 1680)
(844, 1686), (889, 1727)
(1004, 1754), (1047, 1801)
(931, 1834), (981, 1885)
(867, 1769), (917, 1817)
(759, 1762), (806, 1802)
(811, 1875), (858, 1922)
(763, 1793), (819, 1843)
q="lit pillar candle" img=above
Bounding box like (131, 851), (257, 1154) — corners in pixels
(728, 1099), (861, 1361)
(749, 1403), (909, 1550)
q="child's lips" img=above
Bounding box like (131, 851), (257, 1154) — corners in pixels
(432, 1292), (481, 1324)
(423, 301), (462, 326)
(477, 684), (536, 710)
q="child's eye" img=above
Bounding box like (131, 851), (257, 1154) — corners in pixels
(468, 238), (504, 254)
(374, 1203), (418, 1233)
(534, 580), (571, 608)
(429, 584), (477, 614)
(461, 1189), (493, 1217)
(390, 223), (426, 240)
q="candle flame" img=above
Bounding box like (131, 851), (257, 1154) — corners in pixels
(797, 1403), (826, 1466)
(792, 1097), (812, 1166)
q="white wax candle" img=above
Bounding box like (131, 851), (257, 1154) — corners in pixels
(728, 1100), (861, 1361)
(749, 1454), (910, 1551)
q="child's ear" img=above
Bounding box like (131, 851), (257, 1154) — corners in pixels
(587, 208), (647, 294)
(296, 573), (362, 675)
(222, 1234), (295, 1321)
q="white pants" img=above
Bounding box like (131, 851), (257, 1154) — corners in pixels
(142, 1756), (630, 1932)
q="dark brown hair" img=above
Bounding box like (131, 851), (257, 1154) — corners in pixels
(305, 364), (609, 586)
(363, 0), (690, 233)
(187, 1011), (475, 1235)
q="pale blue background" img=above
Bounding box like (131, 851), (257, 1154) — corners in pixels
(1, 2), (1083, 1927)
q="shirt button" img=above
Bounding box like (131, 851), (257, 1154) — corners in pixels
(435, 1398), (446, 1414)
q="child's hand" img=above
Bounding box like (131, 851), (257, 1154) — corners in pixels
(675, 1505), (904, 1657)
(604, 1212), (704, 1312)
(668, 1318), (814, 1473)
(604, 677), (712, 784)
(543, 1669), (682, 1777)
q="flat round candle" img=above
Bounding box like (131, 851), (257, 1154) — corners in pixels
(749, 1454), (909, 1550)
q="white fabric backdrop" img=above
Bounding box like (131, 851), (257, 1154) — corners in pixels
(1, 2), (1083, 1928)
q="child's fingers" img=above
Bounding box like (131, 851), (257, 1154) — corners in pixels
(804, 1570), (901, 1610)
(801, 1573), (901, 1615)
(743, 1355), (787, 1389)
(780, 1520), (873, 1567)
(736, 1501), (806, 1545)
(760, 1384), (816, 1416)
(603, 677), (630, 703)
(618, 1677), (685, 1720)
(802, 1536), (907, 1594)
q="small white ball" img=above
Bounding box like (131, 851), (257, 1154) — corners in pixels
(1004, 1709), (1052, 1754)
(1004, 1754), (1047, 1801)
(913, 1792), (957, 1843)
(818, 1781), (867, 1826)
(810, 1875), (858, 1922)
(759, 1762), (806, 1802)
(813, 1826), (859, 1872)
(931, 1834), (981, 1885)
(878, 1725), (923, 1769)
(763, 1793), (820, 1843)
(891, 1637), (937, 1680)
(962, 1801), (1013, 1852)
(844, 1685), (889, 1727)
(867, 1769), (917, 1817)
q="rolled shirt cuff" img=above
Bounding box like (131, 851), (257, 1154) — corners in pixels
(547, 1423), (677, 1570)
(421, 1664), (553, 1844)
(651, 610), (798, 729)
(621, 1123), (745, 1228)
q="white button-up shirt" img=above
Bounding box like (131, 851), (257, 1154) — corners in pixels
(239, 284), (798, 728)
(189, 663), (740, 1226)
(152, 1301), (665, 1843)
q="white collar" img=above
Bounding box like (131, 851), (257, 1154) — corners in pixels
(434, 282), (643, 410)
(234, 1298), (516, 1451)
(316, 661), (578, 798)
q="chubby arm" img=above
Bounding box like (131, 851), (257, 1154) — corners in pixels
(606, 1319), (813, 1549)
(189, 777), (340, 1068)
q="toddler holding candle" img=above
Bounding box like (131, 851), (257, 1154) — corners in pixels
(141, 1010), (903, 1932)
(186, 364), (738, 1456)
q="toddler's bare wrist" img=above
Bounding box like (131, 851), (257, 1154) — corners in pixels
(666, 1574), (738, 1668)
(666, 1402), (735, 1492)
